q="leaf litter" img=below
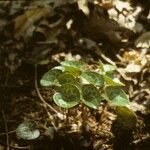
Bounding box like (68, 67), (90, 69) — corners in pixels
(0, 0), (150, 149)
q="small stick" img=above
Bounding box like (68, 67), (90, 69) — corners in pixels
(2, 110), (10, 150)
(95, 47), (116, 66)
(0, 130), (15, 136)
(9, 145), (30, 149)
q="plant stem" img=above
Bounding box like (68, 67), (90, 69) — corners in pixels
(34, 64), (65, 120)
(2, 110), (10, 150)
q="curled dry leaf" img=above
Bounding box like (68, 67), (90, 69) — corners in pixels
(72, 2), (133, 44)
(77, 0), (89, 16)
(125, 63), (141, 73)
(135, 32), (150, 48)
(122, 50), (148, 73)
(13, 6), (53, 39)
(128, 101), (145, 113)
(101, 0), (114, 9)
(33, 12), (65, 43)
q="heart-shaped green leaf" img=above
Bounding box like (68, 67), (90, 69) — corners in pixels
(64, 66), (81, 77)
(81, 71), (104, 87)
(52, 66), (65, 71)
(16, 122), (40, 140)
(104, 86), (129, 106)
(103, 64), (117, 73)
(53, 83), (80, 108)
(60, 60), (84, 68)
(103, 74), (125, 86)
(40, 69), (62, 86)
(81, 84), (102, 109)
(57, 73), (76, 85)
(99, 60), (117, 73)
(60, 60), (84, 76)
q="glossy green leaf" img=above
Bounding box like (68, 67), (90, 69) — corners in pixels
(53, 83), (80, 108)
(99, 60), (103, 70)
(57, 73), (76, 85)
(53, 93), (79, 108)
(52, 66), (65, 71)
(116, 106), (137, 130)
(99, 60), (117, 73)
(60, 60), (84, 68)
(81, 71), (104, 86)
(103, 64), (117, 73)
(16, 122), (40, 140)
(40, 69), (62, 86)
(104, 86), (129, 106)
(81, 84), (102, 109)
(103, 74), (125, 86)
(64, 66), (81, 77)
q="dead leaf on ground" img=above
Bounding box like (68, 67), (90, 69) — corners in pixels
(13, 6), (53, 39)
(135, 32), (150, 48)
(122, 50), (148, 72)
(74, 3), (133, 44)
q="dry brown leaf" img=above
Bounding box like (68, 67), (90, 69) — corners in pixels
(123, 50), (147, 68)
(125, 63), (141, 73)
(135, 32), (150, 48)
(77, 0), (89, 16)
(33, 13), (65, 43)
(101, 0), (114, 9)
(13, 6), (53, 39)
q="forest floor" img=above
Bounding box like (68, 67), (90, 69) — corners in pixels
(0, 0), (150, 150)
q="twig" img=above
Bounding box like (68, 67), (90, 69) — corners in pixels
(9, 145), (30, 149)
(0, 139), (30, 150)
(0, 141), (30, 150)
(95, 47), (116, 66)
(133, 136), (150, 144)
(0, 130), (15, 136)
(34, 64), (65, 120)
(2, 110), (10, 150)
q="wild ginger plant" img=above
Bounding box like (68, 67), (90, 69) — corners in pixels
(40, 60), (129, 109)
(16, 60), (136, 141)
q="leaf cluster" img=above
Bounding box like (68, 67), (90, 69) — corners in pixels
(40, 60), (129, 109)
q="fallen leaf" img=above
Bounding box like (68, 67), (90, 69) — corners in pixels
(13, 6), (53, 39)
(135, 32), (150, 48)
(125, 63), (141, 73)
(77, 0), (89, 16)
